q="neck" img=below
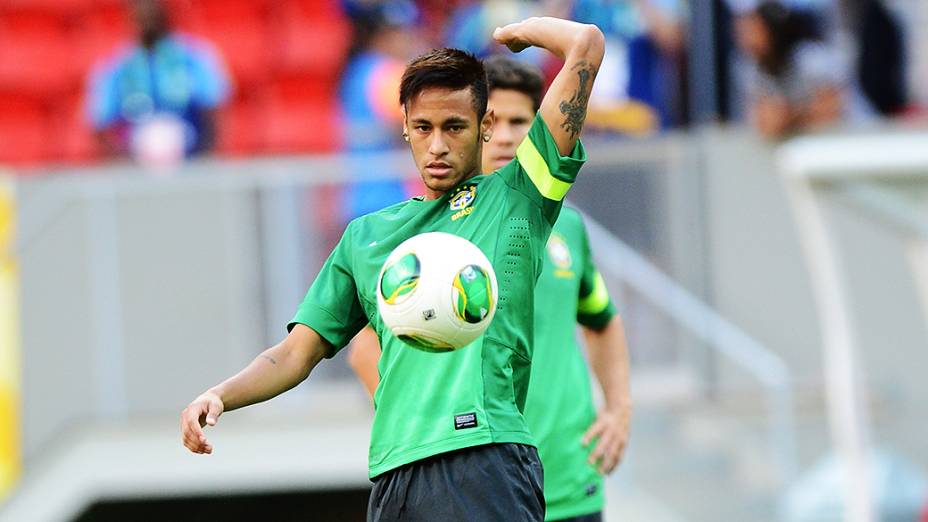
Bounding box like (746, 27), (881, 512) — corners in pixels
(141, 30), (166, 50)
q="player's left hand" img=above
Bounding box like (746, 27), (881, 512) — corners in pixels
(493, 19), (535, 53)
(582, 406), (631, 474)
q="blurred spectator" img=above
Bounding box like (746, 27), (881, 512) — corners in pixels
(570, 0), (688, 134)
(734, 1), (872, 139)
(86, 0), (231, 163)
(843, 0), (908, 116)
(445, 0), (542, 61)
(339, 0), (421, 222)
(442, 0), (687, 134)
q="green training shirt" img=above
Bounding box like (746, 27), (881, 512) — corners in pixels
(289, 114), (586, 478)
(524, 206), (616, 520)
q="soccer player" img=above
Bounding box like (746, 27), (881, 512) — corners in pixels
(348, 55), (632, 522)
(180, 16), (605, 522)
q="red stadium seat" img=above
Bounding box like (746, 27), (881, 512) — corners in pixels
(48, 94), (99, 164)
(0, 95), (51, 166)
(179, 0), (272, 87)
(0, 0), (355, 164)
(0, 0), (97, 16)
(264, 76), (341, 153)
(282, 0), (344, 18)
(198, 21), (271, 88)
(74, 3), (134, 86)
(0, 11), (77, 97)
(216, 94), (268, 156)
(272, 0), (350, 77)
(265, 100), (341, 153)
(162, 0), (199, 33)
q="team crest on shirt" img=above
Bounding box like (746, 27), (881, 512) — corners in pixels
(450, 184), (477, 221)
(547, 232), (574, 279)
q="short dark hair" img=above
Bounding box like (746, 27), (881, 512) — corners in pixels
(754, 1), (822, 77)
(484, 55), (544, 112)
(399, 48), (488, 120)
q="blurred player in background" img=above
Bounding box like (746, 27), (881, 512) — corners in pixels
(181, 16), (604, 522)
(348, 55), (632, 522)
(86, 0), (230, 163)
(568, 0), (688, 134)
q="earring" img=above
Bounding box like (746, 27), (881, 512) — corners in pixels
(483, 134), (491, 143)
(402, 132), (409, 142)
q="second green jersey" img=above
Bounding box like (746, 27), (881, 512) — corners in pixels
(524, 207), (616, 520)
(290, 115), (586, 478)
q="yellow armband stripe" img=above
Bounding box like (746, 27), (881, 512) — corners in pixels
(578, 272), (610, 315)
(516, 138), (572, 201)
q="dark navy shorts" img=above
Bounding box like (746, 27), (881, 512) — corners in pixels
(367, 443), (545, 522)
(553, 511), (603, 522)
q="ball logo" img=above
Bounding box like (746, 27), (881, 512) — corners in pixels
(451, 265), (494, 324)
(449, 185), (476, 211)
(380, 252), (420, 305)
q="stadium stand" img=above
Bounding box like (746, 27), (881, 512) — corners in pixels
(0, 0), (349, 165)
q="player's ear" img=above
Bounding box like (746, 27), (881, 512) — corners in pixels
(481, 109), (495, 143)
(401, 106), (410, 142)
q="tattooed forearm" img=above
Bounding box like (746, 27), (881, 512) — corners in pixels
(559, 61), (596, 139)
(260, 354), (277, 365)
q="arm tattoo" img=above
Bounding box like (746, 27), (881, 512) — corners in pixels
(559, 61), (596, 139)
(260, 354), (277, 365)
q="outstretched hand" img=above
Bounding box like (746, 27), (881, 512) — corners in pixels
(180, 391), (224, 454)
(582, 407), (630, 474)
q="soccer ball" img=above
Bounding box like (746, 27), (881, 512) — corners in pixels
(377, 232), (498, 352)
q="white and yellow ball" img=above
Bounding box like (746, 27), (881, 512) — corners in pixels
(377, 232), (498, 351)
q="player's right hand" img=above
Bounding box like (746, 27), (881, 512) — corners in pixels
(180, 391), (224, 454)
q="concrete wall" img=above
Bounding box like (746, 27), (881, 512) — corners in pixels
(698, 128), (928, 390)
(17, 177), (268, 458)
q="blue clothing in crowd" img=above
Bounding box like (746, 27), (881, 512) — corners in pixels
(339, 50), (408, 221)
(87, 34), (230, 155)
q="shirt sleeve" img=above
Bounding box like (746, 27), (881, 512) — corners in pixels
(288, 224), (368, 355)
(497, 113), (587, 222)
(576, 216), (616, 329)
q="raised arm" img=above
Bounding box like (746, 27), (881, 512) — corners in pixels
(494, 17), (605, 155)
(180, 324), (331, 454)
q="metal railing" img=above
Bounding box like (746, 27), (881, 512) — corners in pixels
(582, 210), (798, 484)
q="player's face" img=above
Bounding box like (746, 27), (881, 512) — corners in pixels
(405, 87), (494, 200)
(482, 89), (534, 174)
